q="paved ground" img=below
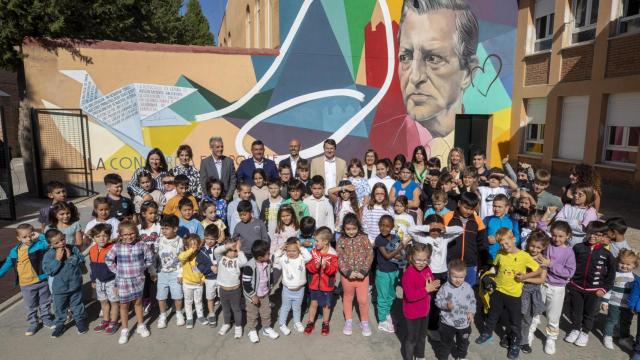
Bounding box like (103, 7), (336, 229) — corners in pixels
(1, 165), (639, 359)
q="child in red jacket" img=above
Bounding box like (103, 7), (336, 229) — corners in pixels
(304, 226), (338, 336)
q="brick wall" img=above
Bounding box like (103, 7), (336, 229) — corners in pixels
(524, 53), (550, 86)
(0, 70), (20, 158)
(606, 34), (640, 78)
(560, 44), (594, 82)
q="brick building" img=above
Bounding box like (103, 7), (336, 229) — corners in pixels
(511, 0), (640, 187)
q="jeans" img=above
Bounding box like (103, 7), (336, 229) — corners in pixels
(375, 269), (398, 321)
(21, 281), (52, 325)
(278, 286), (305, 326)
(183, 283), (204, 320)
(604, 304), (633, 337)
(53, 290), (86, 327)
(540, 283), (566, 340)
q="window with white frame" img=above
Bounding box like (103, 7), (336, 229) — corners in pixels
(533, 0), (555, 52)
(571, 0), (600, 43)
(618, 0), (640, 34)
(523, 98), (547, 154)
(558, 96), (589, 160)
(603, 93), (640, 166)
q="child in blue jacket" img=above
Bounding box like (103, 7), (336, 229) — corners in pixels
(627, 274), (640, 360)
(42, 228), (88, 337)
(0, 223), (54, 336)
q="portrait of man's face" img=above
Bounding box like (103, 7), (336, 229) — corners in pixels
(398, 8), (475, 137)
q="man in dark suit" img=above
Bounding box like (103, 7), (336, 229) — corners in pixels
(236, 140), (278, 185)
(278, 139), (304, 177)
(200, 136), (237, 201)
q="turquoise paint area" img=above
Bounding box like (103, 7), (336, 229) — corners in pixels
(319, 0), (354, 79)
(462, 44), (511, 115)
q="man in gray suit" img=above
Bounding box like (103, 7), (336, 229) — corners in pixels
(200, 136), (237, 201)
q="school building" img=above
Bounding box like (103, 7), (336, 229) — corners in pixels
(510, 0), (640, 187)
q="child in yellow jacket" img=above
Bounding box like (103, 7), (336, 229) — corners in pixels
(179, 234), (206, 328)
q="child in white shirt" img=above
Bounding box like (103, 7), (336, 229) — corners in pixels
(214, 236), (248, 338)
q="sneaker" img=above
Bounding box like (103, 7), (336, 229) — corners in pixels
(136, 324), (150, 338)
(361, 321), (372, 337)
(304, 322), (315, 335)
(507, 345), (520, 359)
(294, 322), (305, 333)
(564, 330), (580, 343)
(51, 326), (64, 338)
(575, 332), (589, 347)
(93, 320), (109, 333)
(248, 329), (260, 343)
(343, 319), (353, 335)
(544, 338), (556, 355)
(25, 323), (39, 336)
(527, 330), (535, 346)
(321, 321), (330, 336)
(186, 318), (194, 329)
(157, 313), (167, 329)
(475, 333), (493, 344)
(234, 326), (242, 339)
(76, 320), (88, 334)
(175, 311), (185, 327)
(218, 323), (231, 336)
(262, 327), (280, 339)
(520, 344), (532, 353)
(603, 335), (614, 350)
(279, 324), (291, 336)
(500, 336), (510, 348)
(105, 322), (119, 335)
(118, 329), (129, 344)
(378, 320), (395, 333)
(42, 317), (56, 329)
(196, 317), (209, 326)
(207, 315), (217, 327)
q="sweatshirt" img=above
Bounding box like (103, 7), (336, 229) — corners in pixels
(214, 246), (248, 288)
(435, 281), (476, 329)
(273, 247), (312, 289)
(155, 236), (183, 274)
(603, 271), (635, 307)
(408, 225), (463, 274)
(227, 198), (260, 234)
(544, 244), (576, 286)
(336, 234), (374, 278)
(555, 204), (598, 247)
(178, 248), (204, 285)
(402, 264), (434, 319)
(270, 225), (299, 257)
(232, 218), (270, 256)
(260, 197), (282, 239)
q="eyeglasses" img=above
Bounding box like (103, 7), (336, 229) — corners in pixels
(413, 259), (429, 264)
(163, 181), (174, 185)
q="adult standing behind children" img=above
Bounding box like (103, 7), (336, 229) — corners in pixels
(311, 139), (346, 195)
(278, 139), (304, 177)
(171, 144), (202, 199)
(200, 136), (237, 202)
(128, 148), (168, 200)
(237, 140), (279, 185)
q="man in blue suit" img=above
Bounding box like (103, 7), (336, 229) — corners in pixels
(236, 140), (278, 185)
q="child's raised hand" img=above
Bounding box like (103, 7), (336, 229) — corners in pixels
(425, 278), (441, 292)
(55, 247), (64, 260)
(30, 232), (39, 241)
(488, 236), (496, 244)
(502, 155), (509, 165)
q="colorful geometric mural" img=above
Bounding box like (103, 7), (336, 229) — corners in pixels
(24, 0), (518, 175)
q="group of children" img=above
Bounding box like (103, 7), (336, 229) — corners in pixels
(0, 146), (638, 360)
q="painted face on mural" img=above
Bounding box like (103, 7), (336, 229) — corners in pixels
(398, 9), (475, 137)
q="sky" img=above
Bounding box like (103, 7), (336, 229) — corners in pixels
(181, 0), (228, 44)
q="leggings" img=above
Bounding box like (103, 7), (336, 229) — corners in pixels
(341, 276), (369, 322)
(219, 287), (243, 326)
(404, 316), (428, 360)
(183, 283), (204, 320)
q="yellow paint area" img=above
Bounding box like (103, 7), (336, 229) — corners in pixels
(387, 0), (403, 22)
(141, 123), (198, 155)
(488, 107), (512, 167)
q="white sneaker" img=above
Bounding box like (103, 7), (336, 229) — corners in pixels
(118, 328), (129, 345)
(544, 338), (556, 355)
(157, 313), (167, 329)
(294, 322), (305, 333)
(575, 332), (589, 347)
(528, 330), (535, 345)
(218, 323), (231, 336)
(175, 311), (185, 327)
(248, 329), (260, 343)
(279, 324), (291, 336)
(565, 330), (580, 343)
(603, 335), (614, 350)
(262, 327), (280, 339)
(136, 324), (150, 338)
(234, 326), (242, 339)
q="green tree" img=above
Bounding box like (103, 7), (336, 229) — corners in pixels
(181, 0), (214, 46)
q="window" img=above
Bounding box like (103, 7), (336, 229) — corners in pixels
(533, 0), (555, 52)
(603, 93), (640, 166)
(523, 98), (547, 154)
(558, 96), (589, 160)
(571, 0), (599, 43)
(618, 0), (640, 34)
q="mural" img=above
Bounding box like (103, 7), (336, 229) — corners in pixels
(23, 0), (517, 176)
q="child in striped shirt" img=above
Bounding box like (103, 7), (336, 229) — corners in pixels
(601, 249), (638, 350)
(361, 183), (394, 244)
